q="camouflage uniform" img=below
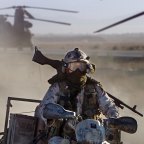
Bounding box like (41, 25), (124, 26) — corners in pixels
(36, 48), (120, 144)
(37, 77), (119, 143)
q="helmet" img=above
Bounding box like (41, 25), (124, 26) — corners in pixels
(63, 48), (90, 64)
(62, 48), (95, 74)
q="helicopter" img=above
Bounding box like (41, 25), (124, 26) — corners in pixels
(0, 6), (78, 48)
(93, 11), (144, 33)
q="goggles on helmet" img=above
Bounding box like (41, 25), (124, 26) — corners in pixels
(67, 62), (87, 73)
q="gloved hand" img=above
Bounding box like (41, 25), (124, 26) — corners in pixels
(43, 103), (76, 119)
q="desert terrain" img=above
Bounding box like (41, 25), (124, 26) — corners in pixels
(0, 34), (144, 143)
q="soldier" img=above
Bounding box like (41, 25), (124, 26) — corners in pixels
(34, 48), (120, 144)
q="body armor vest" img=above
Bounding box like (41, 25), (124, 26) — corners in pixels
(57, 78), (101, 119)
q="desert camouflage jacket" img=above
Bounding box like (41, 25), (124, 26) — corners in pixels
(39, 79), (119, 122)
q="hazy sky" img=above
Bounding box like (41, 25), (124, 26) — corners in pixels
(0, 0), (144, 35)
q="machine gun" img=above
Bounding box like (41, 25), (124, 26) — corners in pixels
(32, 46), (143, 117)
(107, 92), (143, 117)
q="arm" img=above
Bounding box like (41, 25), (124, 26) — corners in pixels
(39, 83), (60, 122)
(40, 83), (75, 120)
(41, 83), (60, 106)
(96, 85), (119, 118)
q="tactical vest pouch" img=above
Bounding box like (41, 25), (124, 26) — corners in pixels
(82, 84), (100, 118)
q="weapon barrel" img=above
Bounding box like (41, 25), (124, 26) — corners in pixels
(107, 92), (143, 117)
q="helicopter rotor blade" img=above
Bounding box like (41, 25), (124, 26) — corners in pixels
(0, 6), (78, 13)
(0, 6), (24, 10)
(23, 6), (79, 13)
(0, 14), (71, 26)
(94, 11), (144, 33)
(0, 6), (15, 10)
(0, 14), (14, 18)
(26, 17), (71, 26)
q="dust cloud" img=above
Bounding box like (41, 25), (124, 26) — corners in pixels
(0, 47), (143, 143)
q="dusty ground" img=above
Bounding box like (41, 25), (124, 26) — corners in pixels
(0, 40), (144, 143)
